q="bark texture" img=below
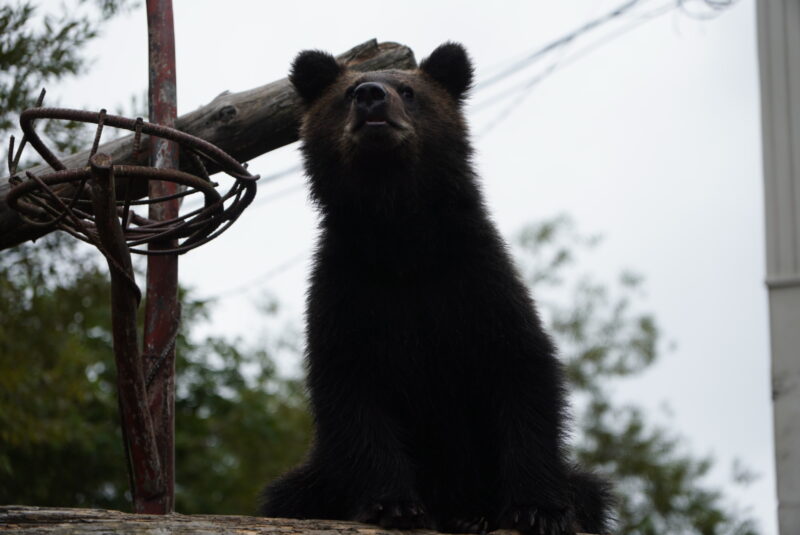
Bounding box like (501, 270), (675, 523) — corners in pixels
(0, 506), (597, 535)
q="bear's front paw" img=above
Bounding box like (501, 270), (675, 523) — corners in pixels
(496, 506), (575, 535)
(354, 500), (432, 530)
(438, 516), (489, 534)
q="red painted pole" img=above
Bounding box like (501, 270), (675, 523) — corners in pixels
(142, 0), (179, 514)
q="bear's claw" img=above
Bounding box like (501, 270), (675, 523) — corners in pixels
(354, 500), (432, 530)
(439, 516), (489, 534)
(497, 506), (574, 535)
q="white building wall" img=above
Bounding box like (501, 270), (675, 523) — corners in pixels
(757, 1), (800, 534)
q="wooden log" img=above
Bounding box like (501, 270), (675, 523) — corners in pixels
(0, 39), (416, 250)
(0, 506), (597, 535)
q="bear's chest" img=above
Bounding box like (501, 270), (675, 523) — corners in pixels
(306, 254), (507, 369)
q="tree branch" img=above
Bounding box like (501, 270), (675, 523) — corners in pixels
(0, 39), (416, 250)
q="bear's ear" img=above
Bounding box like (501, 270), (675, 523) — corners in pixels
(420, 42), (474, 103)
(289, 50), (343, 104)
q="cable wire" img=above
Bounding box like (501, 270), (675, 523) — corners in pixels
(207, 250), (308, 300)
(473, 0), (737, 138)
(473, 0), (645, 93)
(233, 0), (741, 292)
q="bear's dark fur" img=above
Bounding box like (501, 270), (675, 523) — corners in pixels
(260, 43), (613, 535)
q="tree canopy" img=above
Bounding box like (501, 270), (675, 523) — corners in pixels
(514, 218), (758, 535)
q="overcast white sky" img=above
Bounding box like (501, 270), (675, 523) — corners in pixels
(41, 0), (773, 532)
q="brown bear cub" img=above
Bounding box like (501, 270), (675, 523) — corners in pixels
(260, 43), (613, 535)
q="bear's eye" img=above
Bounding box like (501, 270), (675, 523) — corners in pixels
(400, 86), (415, 101)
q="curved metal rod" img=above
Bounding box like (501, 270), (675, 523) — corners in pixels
(19, 108), (259, 181)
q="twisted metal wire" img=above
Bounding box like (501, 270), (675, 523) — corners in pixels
(6, 94), (260, 256)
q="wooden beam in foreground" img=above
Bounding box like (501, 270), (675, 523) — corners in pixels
(0, 506), (598, 535)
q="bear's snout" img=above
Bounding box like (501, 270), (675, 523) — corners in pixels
(354, 82), (388, 108)
(354, 82), (390, 125)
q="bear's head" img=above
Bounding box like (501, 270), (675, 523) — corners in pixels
(289, 43), (476, 218)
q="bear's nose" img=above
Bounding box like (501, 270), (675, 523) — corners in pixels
(353, 82), (387, 109)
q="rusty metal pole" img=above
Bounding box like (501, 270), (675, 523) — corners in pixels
(89, 154), (166, 508)
(143, 0), (179, 514)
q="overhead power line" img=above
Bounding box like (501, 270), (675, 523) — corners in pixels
(218, 0), (741, 297)
(250, 181), (305, 211)
(473, 0), (644, 93)
(473, 0), (671, 137)
(260, 163), (303, 184)
(207, 250), (309, 300)
(245, 0), (709, 196)
(246, 0), (739, 196)
(472, 0), (739, 138)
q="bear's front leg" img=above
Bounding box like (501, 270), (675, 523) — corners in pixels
(494, 433), (576, 535)
(309, 377), (432, 530)
(491, 362), (576, 535)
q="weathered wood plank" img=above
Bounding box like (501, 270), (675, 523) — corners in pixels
(0, 506), (596, 535)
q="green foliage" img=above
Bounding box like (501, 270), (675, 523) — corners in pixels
(0, 236), (311, 513)
(515, 217), (758, 535)
(0, 236), (124, 507)
(173, 330), (311, 514)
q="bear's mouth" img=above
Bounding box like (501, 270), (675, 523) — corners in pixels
(352, 106), (400, 131)
(354, 115), (396, 130)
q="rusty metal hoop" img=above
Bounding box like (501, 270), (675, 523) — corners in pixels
(6, 105), (260, 255)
